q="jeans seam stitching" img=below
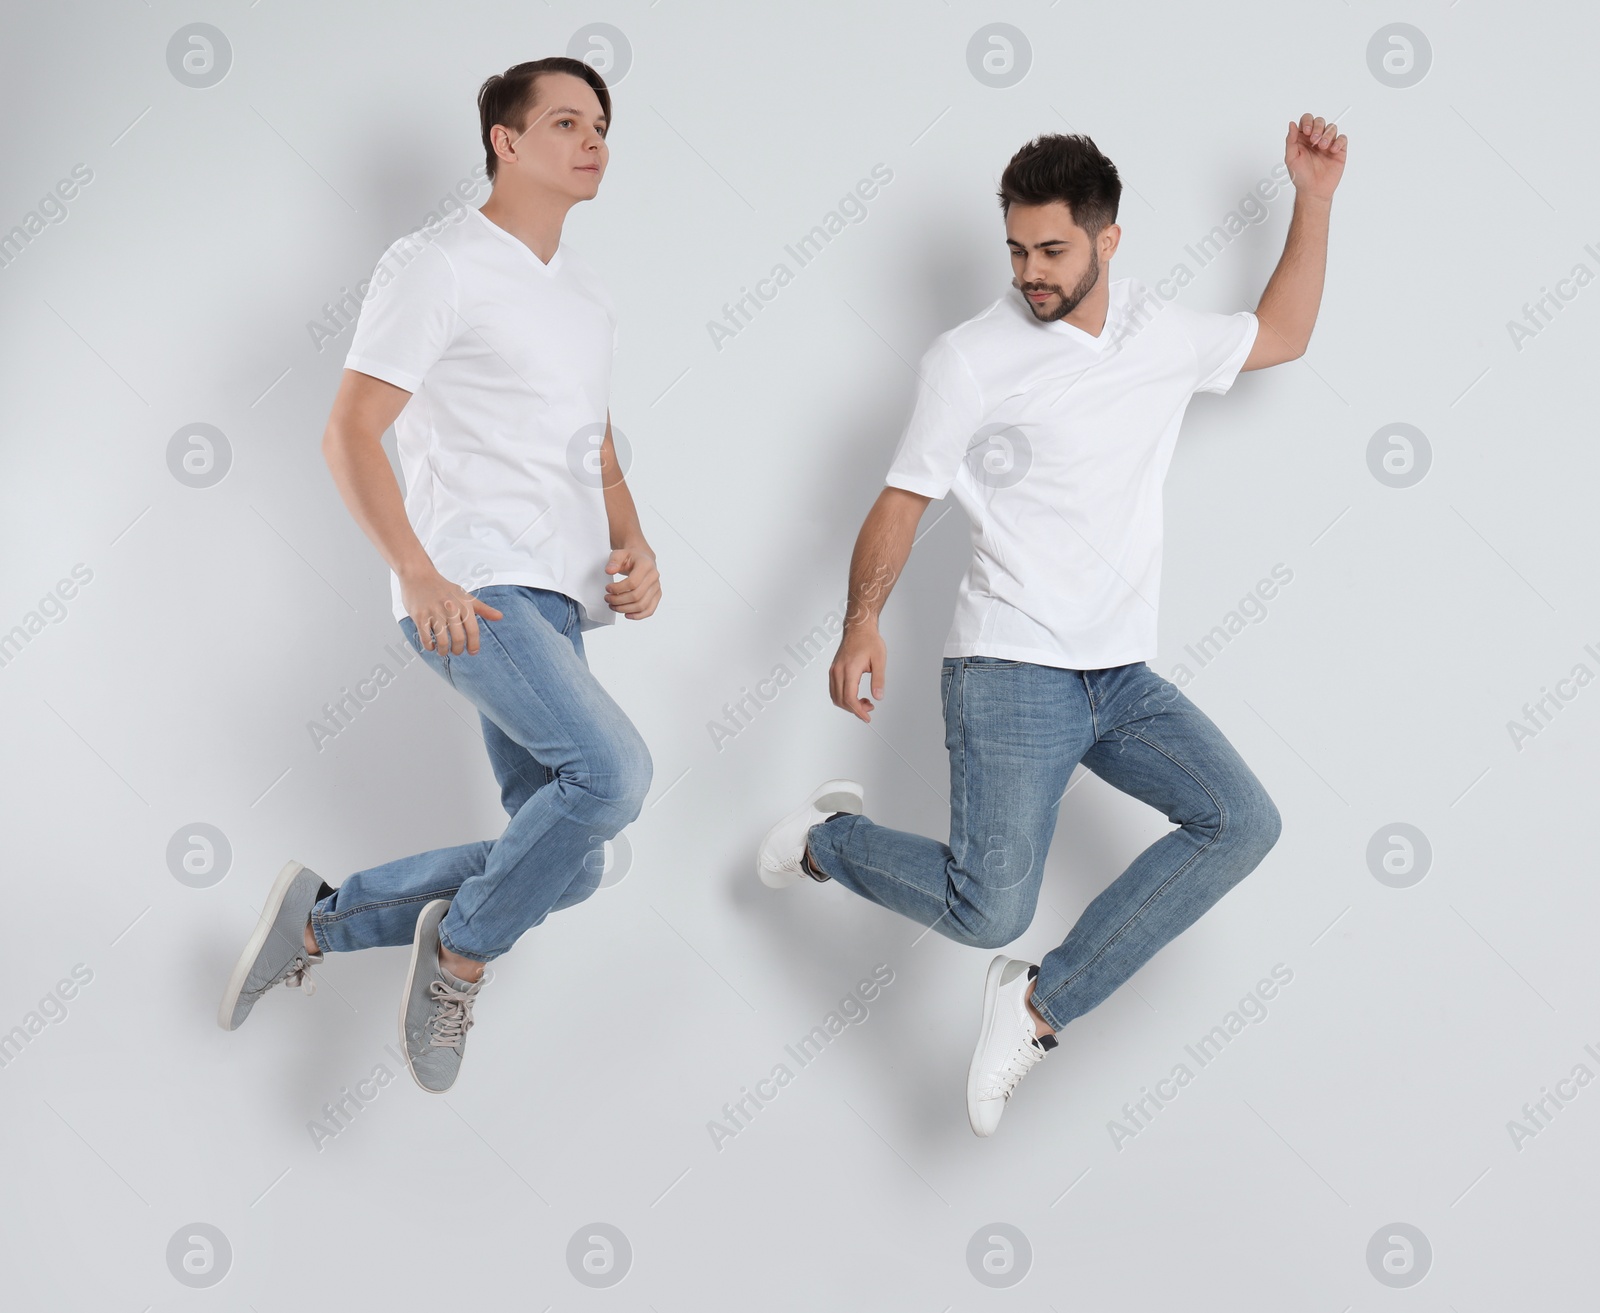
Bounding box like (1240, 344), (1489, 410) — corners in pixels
(833, 848), (956, 915)
(952, 660), (969, 878)
(438, 924), (497, 963)
(455, 616), (648, 946)
(316, 888), (461, 924)
(1037, 726), (1228, 1014)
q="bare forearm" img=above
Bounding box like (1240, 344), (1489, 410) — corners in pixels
(828, 487), (927, 719)
(322, 425), (433, 581)
(1256, 191), (1331, 358)
(598, 423), (649, 550)
(845, 488), (925, 631)
(602, 472), (646, 550)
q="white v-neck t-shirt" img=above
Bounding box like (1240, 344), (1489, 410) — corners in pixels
(884, 277), (1258, 670)
(345, 207), (619, 629)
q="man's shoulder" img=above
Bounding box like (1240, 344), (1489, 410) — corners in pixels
(372, 217), (470, 282)
(931, 295), (1013, 361)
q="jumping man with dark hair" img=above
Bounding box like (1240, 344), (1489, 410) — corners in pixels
(758, 116), (1346, 1135)
(220, 59), (660, 1094)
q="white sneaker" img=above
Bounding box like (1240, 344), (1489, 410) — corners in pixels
(756, 779), (864, 888)
(967, 955), (1057, 1137)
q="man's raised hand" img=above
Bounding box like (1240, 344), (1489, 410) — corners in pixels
(1287, 113), (1347, 201)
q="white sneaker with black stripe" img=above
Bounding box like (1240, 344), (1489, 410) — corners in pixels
(966, 955), (1057, 1136)
(756, 779), (864, 888)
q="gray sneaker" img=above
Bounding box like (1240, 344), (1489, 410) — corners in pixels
(400, 899), (484, 1094)
(218, 859), (326, 1031)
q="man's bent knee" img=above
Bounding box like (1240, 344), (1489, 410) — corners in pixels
(950, 904), (1031, 951)
(577, 728), (652, 831)
(1229, 785), (1281, 866)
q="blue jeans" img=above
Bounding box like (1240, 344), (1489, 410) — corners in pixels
(806, 658), (1281, 1032)
(309, 586), (652, 962)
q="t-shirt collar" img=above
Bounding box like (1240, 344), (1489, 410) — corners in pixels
(472, 207), (564, 275)
(1034, 279), (1120, 351)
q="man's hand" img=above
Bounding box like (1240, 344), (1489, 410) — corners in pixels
(1286, 113), (1347, 202)
(829, 623), (888, 723)
(605, 543), (661, 619)
(400, 568), (503, 655)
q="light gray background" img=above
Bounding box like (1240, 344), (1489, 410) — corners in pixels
(3, 0), (1595, 1307)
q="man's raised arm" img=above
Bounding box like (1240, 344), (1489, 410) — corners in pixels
(1243, 112), (1347, 372)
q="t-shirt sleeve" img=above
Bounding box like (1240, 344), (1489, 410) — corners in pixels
(883, 336), (986, 499)
(1180, 305), (1259, 395)
(344, 239), (459, 393)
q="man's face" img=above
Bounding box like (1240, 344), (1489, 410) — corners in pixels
(1005, 201), (1116, 323)
(496, 72), (609, 199)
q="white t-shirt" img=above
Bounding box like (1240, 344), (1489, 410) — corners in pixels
(345, 207), (619, 628)
(885, 277), (1258, 670)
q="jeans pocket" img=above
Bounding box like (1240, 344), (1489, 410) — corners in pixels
(963, 655), (1024, 671)
(401, 616), (455, 686)
(400, 617), (423, 656)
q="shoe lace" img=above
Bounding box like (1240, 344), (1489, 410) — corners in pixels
(248, 952), (318, 1000)
(280, 957), (318, 996)
(427, 979), (479, 1049)
(781, 843), (829, 881)
(980, 1036), (1047, 1101)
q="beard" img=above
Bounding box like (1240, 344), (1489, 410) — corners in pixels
(1017, 248), (1101, 322)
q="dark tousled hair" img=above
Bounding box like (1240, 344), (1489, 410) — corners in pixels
(477, 58), (612, 182)
(997, 133), (1121, 239)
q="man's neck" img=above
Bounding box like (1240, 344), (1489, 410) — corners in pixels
(1056, 283), (1110, 337)
(478, 185), (573, 265)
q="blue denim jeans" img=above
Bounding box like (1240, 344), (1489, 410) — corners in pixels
(805, 658), (1281, 1032)
(309, 586), (652, 962)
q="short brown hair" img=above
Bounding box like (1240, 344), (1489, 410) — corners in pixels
(997, 133), (1121, 239)
(477, 58), (612, 182)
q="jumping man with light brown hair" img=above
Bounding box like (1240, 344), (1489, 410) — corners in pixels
(220, 58), (660, 1095)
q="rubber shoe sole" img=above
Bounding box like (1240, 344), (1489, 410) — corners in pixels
(967, 954), (1023, 1137)
(217, 859), (317, 1031)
